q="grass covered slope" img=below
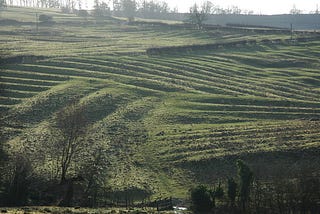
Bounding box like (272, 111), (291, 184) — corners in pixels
(1, 7), (320, 198)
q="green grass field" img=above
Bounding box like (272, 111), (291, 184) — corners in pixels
(1, 7), (319, 199)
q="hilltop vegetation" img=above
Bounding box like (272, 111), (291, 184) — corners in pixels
(0, 6), (320, 209)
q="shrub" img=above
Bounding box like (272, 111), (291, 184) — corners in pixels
(190, 185), (213, 212)
(2, 155), (32, 206)
(61, 7), (71, 14)
(39, 14), (53, 23)
(77, 10), (89, 17)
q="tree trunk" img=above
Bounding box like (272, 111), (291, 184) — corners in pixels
(60, 166), (67, 184)
(59, 181), (74, 207)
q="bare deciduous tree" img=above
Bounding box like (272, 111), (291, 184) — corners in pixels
(139, 0), (169, 16)
(54, 99), (89, 184)
(0, 0), (7, 8)
(93, 0), (111, 17)
(188, 1), (213, 29)
(121, 0), (136, 22)
(290, 4), (302, 15)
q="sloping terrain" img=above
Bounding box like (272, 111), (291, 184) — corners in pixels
(1, 7), (320, 198)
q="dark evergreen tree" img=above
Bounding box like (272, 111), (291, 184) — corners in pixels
(237, 160), (253, 212)
(227, 177), (237, 207)
(190, 185), (213, 212)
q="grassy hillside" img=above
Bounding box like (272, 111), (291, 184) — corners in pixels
(1, 7), (320, 199)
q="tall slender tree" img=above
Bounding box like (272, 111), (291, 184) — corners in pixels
(227, 177), (237, 207)
(237, 160), (254, 212)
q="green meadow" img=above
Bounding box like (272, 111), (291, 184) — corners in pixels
(1, 6), (319, 201)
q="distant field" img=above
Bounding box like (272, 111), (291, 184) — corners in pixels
(0, 7), (319, 198)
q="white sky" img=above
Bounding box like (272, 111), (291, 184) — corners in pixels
(171, 0), (320, 14)
(165, 0), (320, 14)
(85, 0), (320, 14)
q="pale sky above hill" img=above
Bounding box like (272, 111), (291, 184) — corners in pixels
(85, 0), (320, 14)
